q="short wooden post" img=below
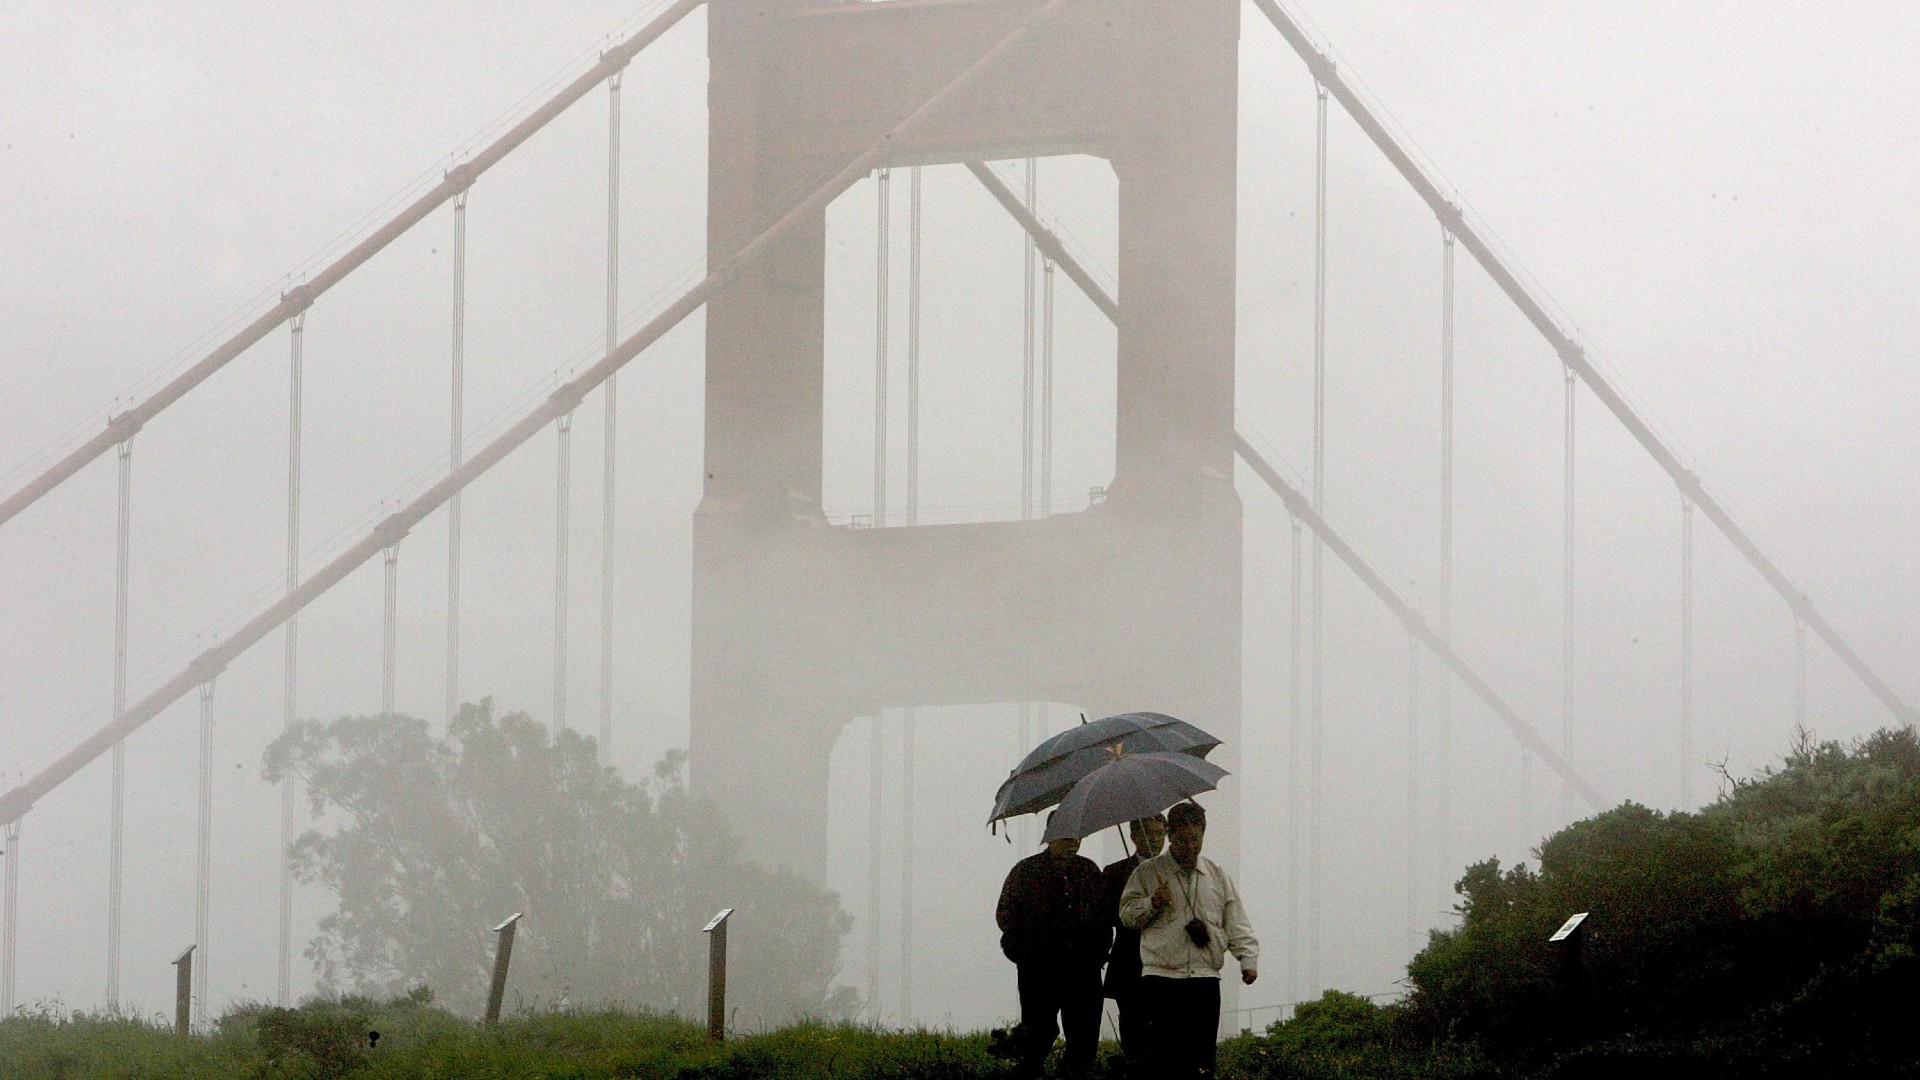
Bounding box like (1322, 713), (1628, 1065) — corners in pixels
(703, 908), (733, 1042)
(171, 945), (195, 1034)
(484, 913), (521, 1025)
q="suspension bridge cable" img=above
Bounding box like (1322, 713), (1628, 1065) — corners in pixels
(868, 713), (883, 1015)
(447, 191), (468, 723)
(900, 163), (922, 1027)
(1287, 516), (1303, 1000)
(1406, 630), (1419, 949)
(1563, 369), (1576, 823)
(870, 165), (892, 1016)
(194, 679), (215, 1028)
(106, 437), (131, 1006)
(1309, 79), (1328, 994)
(280, 308), (305, 1007)
(382, 544), (399, 714)
(1438, 229), (1455, 901)
(1795, 618), (1808, 727)
(1249, 0), (1914, 726)
(876, 169), (891, 526)
(599, 69), (623, 764)
(555, 412), (574, 730)
(0, 0), (1082, 835)
(2, 818), (18, 1012)
(1681, 497), (1695, 806)
(1042, 256), (1055, 517)
(1022, 158), (1037, 523)
(0, 0), (706, 536)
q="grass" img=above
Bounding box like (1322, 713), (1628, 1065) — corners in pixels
(0, 995), (1025, 1079)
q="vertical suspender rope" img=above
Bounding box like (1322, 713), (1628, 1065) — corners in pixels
(1562, 369), (1576, 822)
(1438, 230), (1454, 889)
(280, 307), (305, 1006)
(1016, 158), (1037, 846)
(1287, 517), (1303, 1000)
(900, 163), (922, 1027)
(193, 678), (215, 1028)
(1, 818), (18, 1012)
(869, 165), (892, 1017)
(1794, 618), (1808, 727)
(1681, 497), (1695, 806)
(867, 715), (884, 1015)
(599, 70), (623, 763)
(875, 168), (891, 527)
(554, 412), (573, 730)
(1405, 631), (1419, 949)
(107, 436), (131, 1006)
(447, 188), (468, 723)
(1041, 258), (1055, 517)
(381, 545), (399, 714)
(1021, 158), (1036, 522)
(1308, 81), (1328, 994)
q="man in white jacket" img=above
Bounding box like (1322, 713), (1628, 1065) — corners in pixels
(1118, 800), (1257, 1078)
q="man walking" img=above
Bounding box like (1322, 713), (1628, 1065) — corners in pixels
(1119, 801), (1257, 1078)
(1101, 813), (1167, 1073)
(996, 814), (1109, 1078)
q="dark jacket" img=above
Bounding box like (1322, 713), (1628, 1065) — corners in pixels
(1101, 854), (1145, 996)
(996, 849), (1110, 968)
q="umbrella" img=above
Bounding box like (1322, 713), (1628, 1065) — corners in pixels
(1040, 751), (1228, 842)
(988, 712), (1221, 825)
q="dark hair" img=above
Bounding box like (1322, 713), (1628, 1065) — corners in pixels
(1167, 801), (1206, 832)
(1129, 813), (1167, 837)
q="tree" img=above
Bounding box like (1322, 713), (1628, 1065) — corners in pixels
(263, 700), (858, 1025)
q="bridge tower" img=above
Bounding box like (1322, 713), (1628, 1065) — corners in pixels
(692, 0), (1243, 875)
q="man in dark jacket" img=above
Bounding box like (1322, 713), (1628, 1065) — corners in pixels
(1101, 813), (1167, 1073)
(996, 816), (1109, 1078)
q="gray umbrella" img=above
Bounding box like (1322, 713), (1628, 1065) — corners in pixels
(1040, 751), (1228, 842)
(988, 712), (1221, 825)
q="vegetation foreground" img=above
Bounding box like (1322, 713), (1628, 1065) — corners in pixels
(9, 725), (1920, 1077)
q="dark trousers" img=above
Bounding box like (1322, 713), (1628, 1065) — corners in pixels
(1138, 975), (1221, 1079)
(1111, 986), (1151, 1077)
(1015, 961), (1102, 1078)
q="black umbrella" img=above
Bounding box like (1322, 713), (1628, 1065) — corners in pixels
(1041, 751), (1228, 842)
(988, 711), (1221, 825)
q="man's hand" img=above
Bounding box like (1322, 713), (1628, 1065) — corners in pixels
(1242, 967), (1258, 986)
(1150, 880), (1172, 913)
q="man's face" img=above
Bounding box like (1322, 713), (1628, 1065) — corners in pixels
(1168, 823), (1204, 869)
(1133, 818), (1168, 859)
(1046, 836), (1081, 859)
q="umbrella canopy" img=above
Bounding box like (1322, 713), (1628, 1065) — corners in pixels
(1041, 751), (1228, 842)
(988, 712), (1221, 824)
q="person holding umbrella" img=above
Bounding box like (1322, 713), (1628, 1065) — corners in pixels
(1119, 801), (1258, 1079)
(995, 811), (1109, 1078)
(1102, 813), (1167, 1073)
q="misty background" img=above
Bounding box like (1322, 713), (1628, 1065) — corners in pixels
(3, 0), (1917, 1032)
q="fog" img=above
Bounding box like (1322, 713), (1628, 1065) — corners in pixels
(3, 0), (1917, 1035)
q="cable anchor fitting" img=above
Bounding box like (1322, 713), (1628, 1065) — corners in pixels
(444, 162), (477, 194)
(281, 283), (315, 315)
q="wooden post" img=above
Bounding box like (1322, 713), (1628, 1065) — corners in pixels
(703, 908), (733, 1042)
(172, 945), (195, 1034)
(484, 913), (521, 1025)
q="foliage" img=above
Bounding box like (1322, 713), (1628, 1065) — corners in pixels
(262, 701), (857, 1027)
(1401, 725), (1920, 1074)
(1218, 992), (1501, 1080)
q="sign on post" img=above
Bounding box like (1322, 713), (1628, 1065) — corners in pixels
(703, 908), (733, 1042)
(171, 945), (195, 1035)
(484, 913), (522, 1025)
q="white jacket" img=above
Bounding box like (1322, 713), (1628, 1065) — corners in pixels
(1118, 852), (1259, 980)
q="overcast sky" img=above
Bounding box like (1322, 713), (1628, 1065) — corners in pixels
(3, 0), (1917, 1031)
